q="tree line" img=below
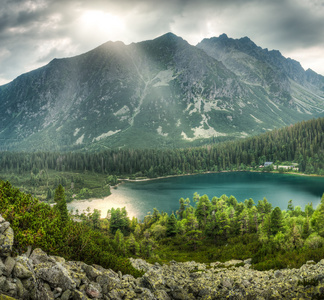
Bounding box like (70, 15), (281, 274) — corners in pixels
(0, 117), (323, 176)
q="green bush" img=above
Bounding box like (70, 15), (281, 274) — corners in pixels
(0, 180), (143, 278)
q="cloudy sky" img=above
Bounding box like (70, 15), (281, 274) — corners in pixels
(1, 0), (324, 85)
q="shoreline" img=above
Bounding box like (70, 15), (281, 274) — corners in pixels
(119, 169), (323, 184)
(68, 170), (323, 208)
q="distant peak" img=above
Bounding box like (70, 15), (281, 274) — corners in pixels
(150, 32), (188, 47)
(154, 32), (183, 41)
(163, 32), (178, 38)
(219, 33), (228, 39)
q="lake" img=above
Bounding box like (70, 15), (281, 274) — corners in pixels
(67, 172), (324, 220)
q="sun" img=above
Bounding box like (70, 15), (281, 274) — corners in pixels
(80, 10), (125, 37)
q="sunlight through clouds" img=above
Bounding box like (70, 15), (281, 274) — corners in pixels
(79, 10), (125, 41)
(0, 0), (324, 84)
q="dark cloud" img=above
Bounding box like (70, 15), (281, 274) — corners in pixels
(1, 0), (324, 84)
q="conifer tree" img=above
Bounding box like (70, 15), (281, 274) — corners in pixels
(311, 194), (324, 237)
(270, 207), (283, 235)
(54, 184), (69, 223)
(166, 213), (177, 237)
(195, 194), (212, 230)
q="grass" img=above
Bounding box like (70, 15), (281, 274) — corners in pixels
(148, 234), (260, 265)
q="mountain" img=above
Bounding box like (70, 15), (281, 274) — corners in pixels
(197, 34), (324, 113)
(0, 33), (323, 151)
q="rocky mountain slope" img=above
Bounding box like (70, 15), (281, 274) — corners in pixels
(1, 215), (324, 299)
(197, 34), (324, 112)
(0, 33), (323, 151)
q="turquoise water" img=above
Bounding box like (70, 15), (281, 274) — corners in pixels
(68, 172), (324, 220)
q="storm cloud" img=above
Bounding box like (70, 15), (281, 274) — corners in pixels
(1, 0), (324, 84)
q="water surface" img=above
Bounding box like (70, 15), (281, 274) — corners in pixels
(68, 172), (324, 220)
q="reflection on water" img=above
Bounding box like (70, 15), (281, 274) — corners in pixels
(67, 172), (324, 220)
(67, 187), (141, 219)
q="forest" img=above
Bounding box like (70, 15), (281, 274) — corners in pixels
(0, 117), (323, 178)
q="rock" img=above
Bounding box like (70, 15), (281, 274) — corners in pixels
(102, 277), (122, 294)
(65, 261), (89, 288)
(23, 245), (32, 258)
(16, 278), (28, 299)
(170, 287), (192, 300)
(0, 259), (6, 276)
(0, 226), (14, 257)
(21, 277), (35, 291)
(244, 258), (252, 265)
(61, 289), (72, 300)
(13, 262), (33, 279)
(0, 276), (6, 291)
(36, 282), (55, 300)
(222, 278), (233, 289)
(85, 282), (102, 298)
(82, 264), (102, 281)
(107, 289), (122, 300)
(96, 274), (110, 287)
(224, 259), (243, 267)
(53, 287), (63, 298)
(274, 270), (283, 278)
(35, 262), (77, 291)
(154, 289), (171, 300)
(4, 257), (15, 276)
(210, 261), (221, 268)
(0, 222), (10, 235)
(123, 289), (136, 299)
(139, 288), (156, 300)
(73, 289), (90, 300)
(30, 248), (56, 265)
(143, 268), (164, 291)
(0, 294), (18, 300)
(2, 279), (17, 298)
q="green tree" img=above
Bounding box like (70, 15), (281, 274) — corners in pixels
(270, 207), (283, 235)
(287, 199), (294, 213)
(46, 188), (52, 201)
(108, 207), (130, 235)
(127, 233), (139, 255)
(114, 229), (126, 255)
(151, 224), (166, 240)
(91, 209), (101, 229)
(310, 194), (324, 237)
(107, 175), (118, 186)
(166, 213), (177, 237)
(195, 194), (212, 230)
(54, 184), (69, 223)
(185, 230), (202, 251)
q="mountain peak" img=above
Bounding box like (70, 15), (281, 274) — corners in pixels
(218, 33), (229, 39)
(153, 32), (186, 43)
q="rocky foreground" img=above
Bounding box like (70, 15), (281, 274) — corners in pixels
(1, 215), (324, 299)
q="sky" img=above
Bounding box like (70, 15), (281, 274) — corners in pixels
(1, 0), (324, 85)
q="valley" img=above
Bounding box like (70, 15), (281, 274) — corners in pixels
(0, 32), (323, 300)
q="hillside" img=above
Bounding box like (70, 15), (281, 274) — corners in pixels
(1, 178), (324, 299)
(1, 215), (324, 299)
(0, 33), (323, 151)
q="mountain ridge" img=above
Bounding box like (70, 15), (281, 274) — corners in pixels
(0, 32), (323, 151)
